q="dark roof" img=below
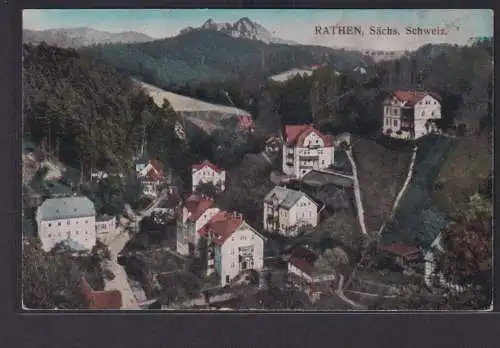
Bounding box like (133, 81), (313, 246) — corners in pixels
(96, 214), (115, 222)
(265, 186), (317, 210)
(381, 243), (421, 257)
(291, 246), (318, 263)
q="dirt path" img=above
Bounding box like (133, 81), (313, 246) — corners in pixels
(345, 149), (368, 236)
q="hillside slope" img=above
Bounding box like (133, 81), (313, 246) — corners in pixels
(81, 29), (371, 88)
(22, 43), (184, 174)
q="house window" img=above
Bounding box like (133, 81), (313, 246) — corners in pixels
(67, 220), (70, 225)
(48, 234), (52, 238)
(226, 275), (230, 284)
(431, 111), (434, 116)
(393, 119), (398, 127)
(48, 223), (52, 227)
(58, 222), (61, 226)
(421, 111), (425, 116)
(321, 160), (325, 165)
(85, 220), (88, 224)
(231, 263), (235, 268)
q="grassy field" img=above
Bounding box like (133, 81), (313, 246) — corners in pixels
(432, 134), (491, 215)
(352, 136), (412, 235)
(380, 135), (457, 249)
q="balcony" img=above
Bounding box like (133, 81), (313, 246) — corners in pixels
(307, 144), (321, 149)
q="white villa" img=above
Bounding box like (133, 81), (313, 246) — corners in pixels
(282, 125), (335, 179)
(176, 193), (264, 286)
(192, 160), (226, 193)
(176, 193), (220, 256)
(263, 186), (319, 236)
(35, 196), (97, 252)
(199, 211), (264, 286)
(382, 91), (442, 140)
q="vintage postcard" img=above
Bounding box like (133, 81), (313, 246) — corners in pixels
(22, 9), (493, 311)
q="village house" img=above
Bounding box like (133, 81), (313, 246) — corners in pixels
(282, 125), (335, 179)
(35, 196), (97, 252)
(176, 193), (220, 256)
(263, 186), (319, 236)
(80, 277), (123, 310)
(191, 160), (226, 193)
(382, 90), (442, 140)
(95, 215), (117, 241)
(198, 211), (265, 286)
(135, 158), (164, 198)
(380, 243), (422, 270)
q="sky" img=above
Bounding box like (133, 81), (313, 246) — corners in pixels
(23, 9), (493, 50)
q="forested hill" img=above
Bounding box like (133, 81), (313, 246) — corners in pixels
(372, 40), (493, 130)
(23, 43), (190, 177)
(260, 38), (493, 136)
(80, 29), (372, 89)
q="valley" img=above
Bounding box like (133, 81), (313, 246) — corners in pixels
(21, 12), (492, 312)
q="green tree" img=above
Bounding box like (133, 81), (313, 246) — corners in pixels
(22, 239), (88, 309)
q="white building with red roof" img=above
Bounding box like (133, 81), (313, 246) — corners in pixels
(191, 160), (226, 193)
(282, 125), (335, 179)
(135, 158), (164, 198)
(383, 91), (442, 140)
(199, 211), (264, 286)
(176, 193), (220, 256)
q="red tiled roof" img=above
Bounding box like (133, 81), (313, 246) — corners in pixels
(198, 211), (243, 245)
(381, 243), (420, 257)
(184, 193), (215, 221)
(392, 91), (440, 106)
(80, 277), (122, 310)
(289, 256), (314, 276)
(149, 158), (164, 173)
(147, 167), (162, 181)
(192, 160), (224, 173)
(284, 125), (333, 147)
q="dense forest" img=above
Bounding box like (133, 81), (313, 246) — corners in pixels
(23, 43), (196, 180)
(81, 30), (371, 90)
